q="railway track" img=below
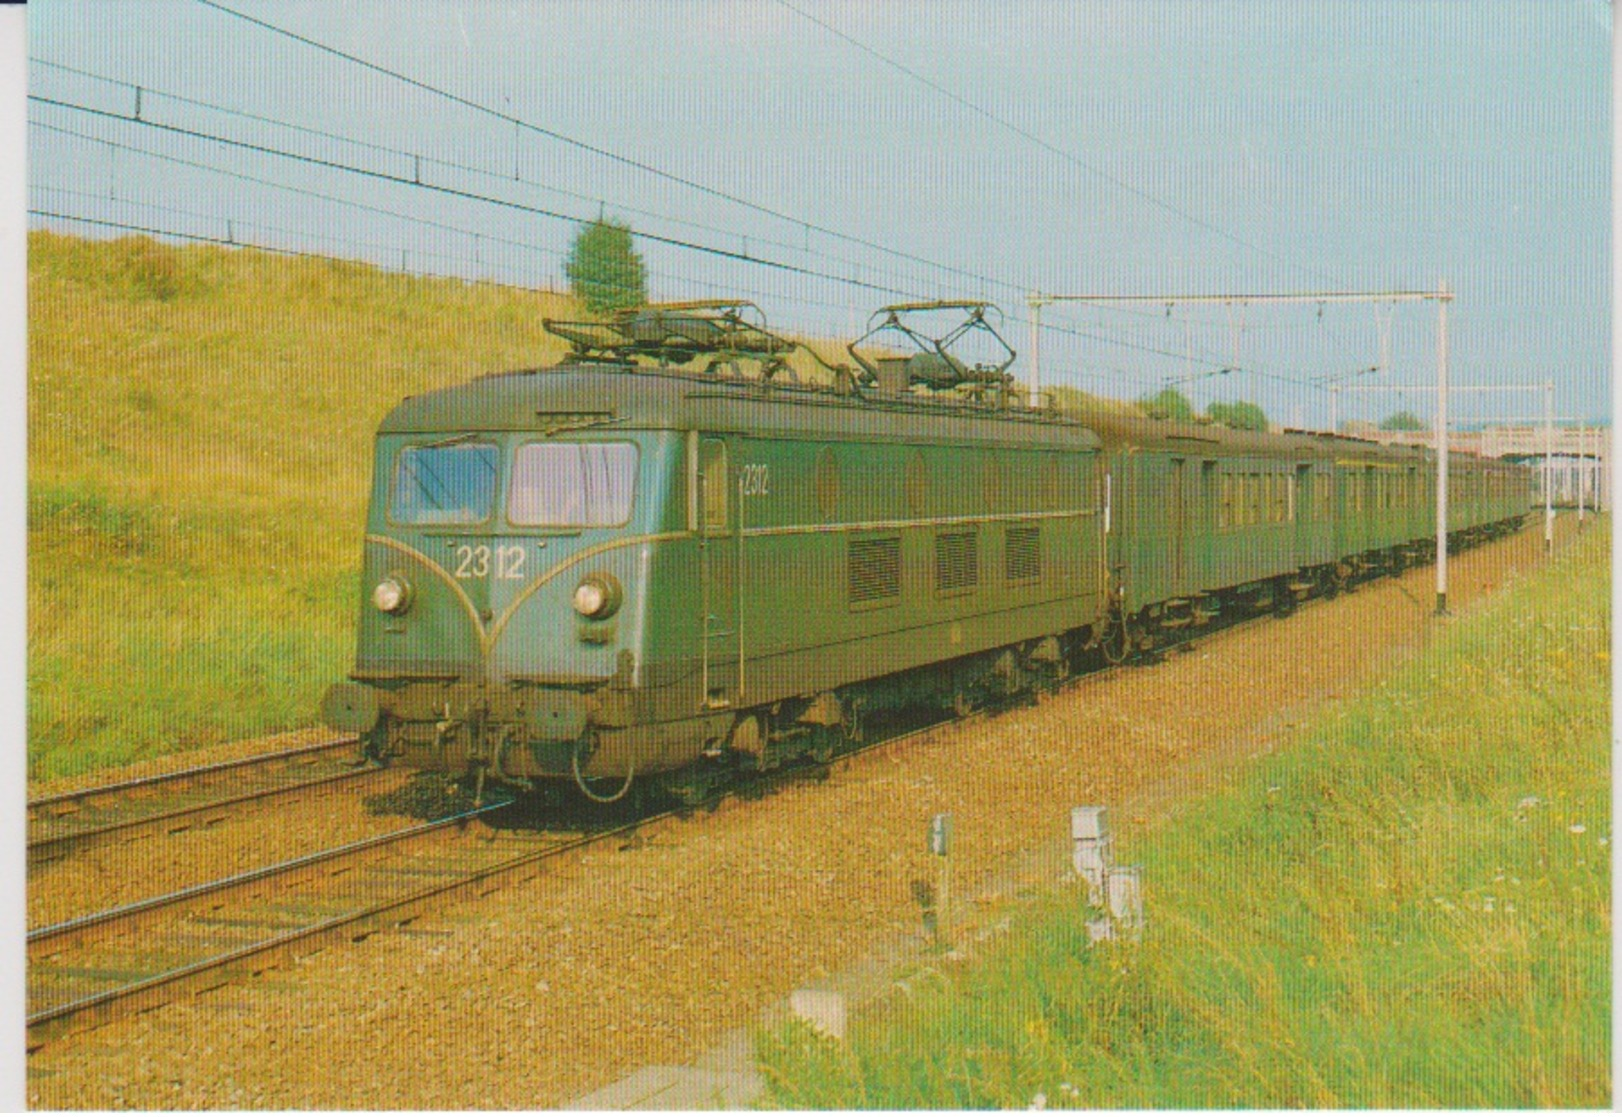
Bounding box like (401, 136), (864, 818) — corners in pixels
(22, 705), (974, 1047)
(19, 563), (1405, 1047)
(27, 737), (384, 864)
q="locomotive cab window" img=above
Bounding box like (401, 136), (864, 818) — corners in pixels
(389, 441), (499, 525)
(508, 441), (638, 527)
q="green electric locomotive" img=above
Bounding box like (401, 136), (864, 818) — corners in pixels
(322, 302), (1107, 800)
(322, 300), (1530, 799)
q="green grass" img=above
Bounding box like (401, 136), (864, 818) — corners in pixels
(757, 524), (1611, 1108)
(27, 230), (581, 779)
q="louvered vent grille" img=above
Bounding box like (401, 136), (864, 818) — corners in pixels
(935, 531), (979, 592)
(1006, 525), (1041, 581)
(849, 536), (902, 603)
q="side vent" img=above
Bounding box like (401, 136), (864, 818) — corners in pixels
(1006, 524), (1041, 582)
(849, 536), (902, 604)
(935, 531), (979, 592)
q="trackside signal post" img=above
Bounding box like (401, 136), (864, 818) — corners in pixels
(928, 812), (952, 944)
(1027, 286), (1457, 615)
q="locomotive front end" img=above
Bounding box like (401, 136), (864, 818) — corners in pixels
(322, 377), (681, 794)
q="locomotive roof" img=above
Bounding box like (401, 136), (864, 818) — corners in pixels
(378, 364), (1103, 451)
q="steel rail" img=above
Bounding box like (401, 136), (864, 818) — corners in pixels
(25, 803), (598, 1040)
(28, 800), (515, 951)
(27, 764), (389, 865)
(28, 736), (361, 810)
(23, 709), (962, 1043)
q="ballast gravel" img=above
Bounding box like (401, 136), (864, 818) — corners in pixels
(26, 523), (1569, 1109)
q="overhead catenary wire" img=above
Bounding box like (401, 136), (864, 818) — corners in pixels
(29, 208), (515, 288)
(28, 198), (858, 318)
(31, 92), (934, 304)
(183, 1), (1026, 298)
(1035, 299), (1330, 391)
(35, 51), (1272, 374)
(30, 56), (959, 299)
(774, 0), (1345, 289)
(32, 205), (762, 312)
(32, 185), (509, 273)
(31, 96), (1222, 369)
(33, 86), (1350, 394)
(28, 126), (872, 319)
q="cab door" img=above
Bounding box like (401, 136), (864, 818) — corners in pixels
(697, 437), (739, 707)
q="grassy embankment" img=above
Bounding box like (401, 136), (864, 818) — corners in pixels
(28, 231), (585, 780)
(758, 523), (1611, 1108)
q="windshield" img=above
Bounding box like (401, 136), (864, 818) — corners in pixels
(388, 442), (499, 525)
(509, 441), (638, 527)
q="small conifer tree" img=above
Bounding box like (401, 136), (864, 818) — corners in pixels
(564, 218), (647, 315)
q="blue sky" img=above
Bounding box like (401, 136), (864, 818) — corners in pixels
(24, 0), (1613, 427)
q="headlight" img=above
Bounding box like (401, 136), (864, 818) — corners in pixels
(372, 576), (413, 615)
(572, 574), (622, 619)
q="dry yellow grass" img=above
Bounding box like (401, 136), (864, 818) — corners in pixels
(28, 231), (580, 777)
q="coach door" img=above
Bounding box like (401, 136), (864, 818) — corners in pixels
(1294, 464), (1313, 557)
(1168, 458), (1187, 591)
(697, 437), (740, 707)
